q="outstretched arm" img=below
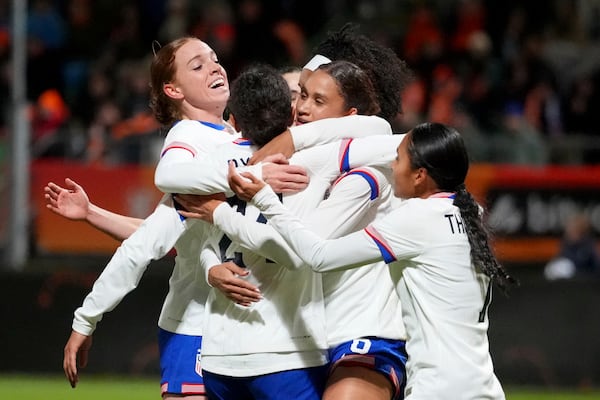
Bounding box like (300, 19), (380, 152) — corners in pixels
(175, 193), (306, 270)
(249, 115), (393, 164)
(44, 178), (142, 241)
(228, 165), (388, 272)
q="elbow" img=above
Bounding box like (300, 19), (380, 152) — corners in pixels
(154, 168), (177, 193)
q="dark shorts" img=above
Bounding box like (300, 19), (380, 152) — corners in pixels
(328, 337), (408, 399)
(203, 365), (328, 400)
(158, 328), (205, 396)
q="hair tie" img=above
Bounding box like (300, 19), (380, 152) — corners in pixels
(453, 183), (467, 193)
(303, 54), (332, 71)
(152, 40), (162, 57)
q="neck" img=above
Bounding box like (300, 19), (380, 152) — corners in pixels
(181, 103), (224, 125)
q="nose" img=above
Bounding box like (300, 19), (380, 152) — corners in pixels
(209, 60), (223, 74)
(296, 99), (309, 117)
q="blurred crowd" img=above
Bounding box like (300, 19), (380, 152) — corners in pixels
(1, 0), (600, 166)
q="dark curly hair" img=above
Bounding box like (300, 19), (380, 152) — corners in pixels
(228, 64), (292, 147)
(408, 122), (517, 293)
(313, 23), (413, 122)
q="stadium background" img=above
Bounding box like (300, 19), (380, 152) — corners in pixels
(1, 0), (599, 393)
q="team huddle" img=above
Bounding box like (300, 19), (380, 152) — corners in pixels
(44, 25), (515, 400)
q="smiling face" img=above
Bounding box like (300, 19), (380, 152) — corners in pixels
(295, 69), (356, 124)
(164, 39), (229, 122)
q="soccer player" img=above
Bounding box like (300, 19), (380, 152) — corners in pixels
(175, 60), (407, 400)
(162, 61), (402, 400)
(52, 37), (306, 400)
(49, 59), (397, 399)
(225, 122), (515, 400)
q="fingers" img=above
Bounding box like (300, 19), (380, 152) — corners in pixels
(63, 345), (79, 388)
(274, 181), (310, 193)
(220, 279), (262, 306)
(226, 287), (263, 306)
(78, 347), (89, 369)
(262, 153), (289, 165)
(223, 262), (251, 276)
(64, 178), (81, 191)
(279, 164), (307, 176)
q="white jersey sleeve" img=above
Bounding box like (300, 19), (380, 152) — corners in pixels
(154, 120), (244, 194)
(251, 186), (393, 272)
(211, 168), (390, 270)
(304, 168), (391, 237)
(156, 140), (261, 196)
(291, 115), (392, 150)
(199, 229), (224, 285)
(212, 203), (305, 269)
(72, 195), (187, 336)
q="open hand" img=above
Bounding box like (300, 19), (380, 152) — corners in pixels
(44, 178), (90, 221)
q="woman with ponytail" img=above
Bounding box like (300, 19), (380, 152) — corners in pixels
(217, 122), (515, 399)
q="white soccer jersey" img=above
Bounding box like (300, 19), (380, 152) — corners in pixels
(155, 115), (398, 199)
(158, 117), (403, 376)
(307, 167), (406, 346)
(72, 120), (237, 337)
(212, 166), (407, 346)
(251, 189), (506, 400)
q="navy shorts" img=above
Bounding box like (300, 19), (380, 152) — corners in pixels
(328, 337), (407, 399)
(203, 365), (328, 400)
(158, 328), (205, 396)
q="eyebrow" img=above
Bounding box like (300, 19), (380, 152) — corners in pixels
(310, 89), (329, 101)
(186, 50), (215, 67)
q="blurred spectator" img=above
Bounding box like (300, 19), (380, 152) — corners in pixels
(492, 101), (548, 165)
(544, 213), (600, 280)
(29, 88), (70, 158)
(26, 0), (66, 100)
(4, 0), (599, 166)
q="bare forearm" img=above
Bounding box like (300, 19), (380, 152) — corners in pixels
(86, 204), (143, 241)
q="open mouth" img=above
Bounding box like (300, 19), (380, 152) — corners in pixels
(210, 78), (225, 89)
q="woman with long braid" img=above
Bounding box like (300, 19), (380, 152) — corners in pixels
(219, 122), (515, 399)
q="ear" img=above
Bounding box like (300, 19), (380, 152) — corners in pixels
(345, 107), (358, 116)
(163, 83), (184, 100)
(414, 167), (428, 185)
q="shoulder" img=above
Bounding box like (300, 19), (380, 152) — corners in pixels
(333, 166), (391, 201)
(395, 197), (456, 213)
(163, 120), (237, 150)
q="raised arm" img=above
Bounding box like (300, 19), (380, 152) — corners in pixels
(249, 115), (393, 164)
(175, 166), (392, 271)
(44, 178), (142, 241)
(155, 140), (308, 196)
(251, 185), (385, 272)
(175, 194), (305, 270)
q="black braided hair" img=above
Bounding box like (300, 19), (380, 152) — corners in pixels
(408, 122), (517, 293)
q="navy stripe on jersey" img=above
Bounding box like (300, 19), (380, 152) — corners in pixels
(198, 120), (226, 130)
(338, 138), (353, 172)
(365, 225), (396, 263)
(336, 169), (380, 200)
(232, 138), (252, 146)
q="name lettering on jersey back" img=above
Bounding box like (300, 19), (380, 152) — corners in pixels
(444, 213), (465, 234)
(227, 157), (251, 167)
